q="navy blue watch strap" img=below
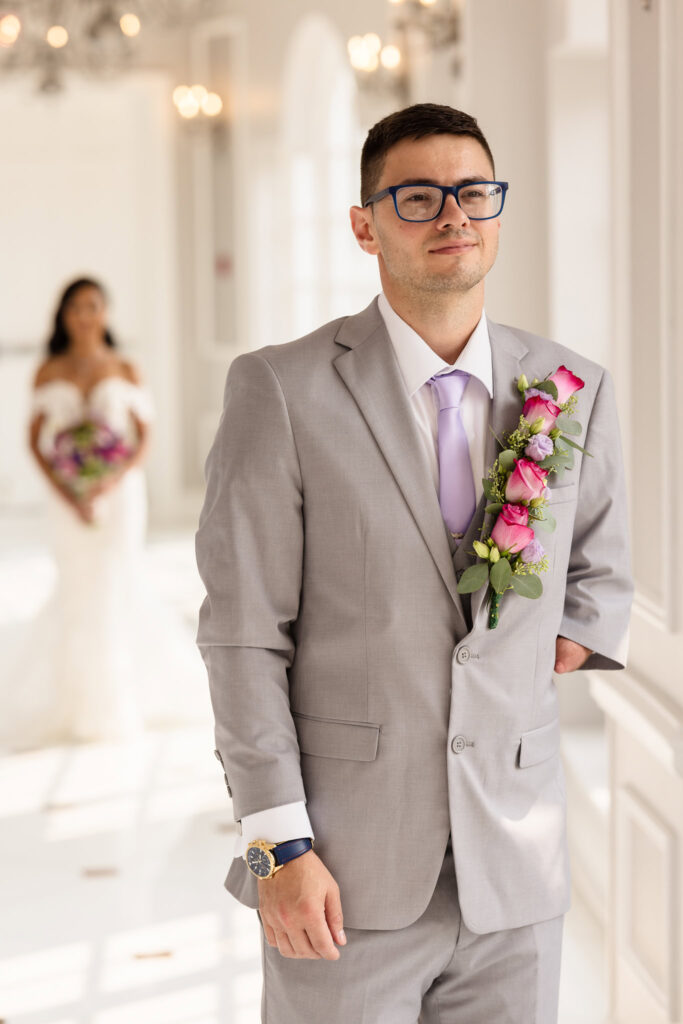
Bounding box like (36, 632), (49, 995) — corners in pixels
(273, 837), (313, 866)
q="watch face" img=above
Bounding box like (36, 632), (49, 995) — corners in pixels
(246, 845), (274, 878)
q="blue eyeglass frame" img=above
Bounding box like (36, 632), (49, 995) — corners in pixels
(363, 181), (509, 221)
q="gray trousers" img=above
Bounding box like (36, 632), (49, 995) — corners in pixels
(258, 834), (564, 1023)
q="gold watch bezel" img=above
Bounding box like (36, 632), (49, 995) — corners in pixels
(245, 838), (283, 879)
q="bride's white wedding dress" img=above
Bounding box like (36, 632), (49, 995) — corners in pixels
(0, 376), (209, 752)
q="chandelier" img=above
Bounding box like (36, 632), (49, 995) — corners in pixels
(0, 1), (207, 92)
(347, 0), (464, 100)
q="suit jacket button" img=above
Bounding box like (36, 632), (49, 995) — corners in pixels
(452, 735), (467, 754)
(456, 646), (471, 664)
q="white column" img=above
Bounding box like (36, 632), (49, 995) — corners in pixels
(593, 2), (683, 1021)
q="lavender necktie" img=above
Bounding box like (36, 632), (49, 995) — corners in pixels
(428, 369), (476, 541)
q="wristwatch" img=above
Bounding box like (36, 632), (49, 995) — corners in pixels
(245, 837), (314, 879)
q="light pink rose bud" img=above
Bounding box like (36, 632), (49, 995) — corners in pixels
(548, 365), (585, 405)
(505, 458), (549, 503)
(522, 394), (562, 434)
(491, 504), (535, 554)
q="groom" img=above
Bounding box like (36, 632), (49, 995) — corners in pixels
(195, 103), (633, 1023)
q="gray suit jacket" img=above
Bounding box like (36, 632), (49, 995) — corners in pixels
(195, 296), (634, 934)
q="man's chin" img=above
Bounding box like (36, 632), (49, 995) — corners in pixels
(418, 272), (482, 294)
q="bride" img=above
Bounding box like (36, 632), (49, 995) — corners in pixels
(1, 276), (208, 751)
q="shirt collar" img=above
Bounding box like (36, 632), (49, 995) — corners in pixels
(377, 290), (494, 399)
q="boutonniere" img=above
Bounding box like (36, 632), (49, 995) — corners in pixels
(456, 364), (592, 628)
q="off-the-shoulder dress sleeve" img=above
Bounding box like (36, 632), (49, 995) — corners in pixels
(126, 383), (155, 423)
(29, 382), (59, 419)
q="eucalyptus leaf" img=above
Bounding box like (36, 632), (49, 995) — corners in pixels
(490, 558), (512, 595)
(560, 435), (593, 456)
(456, 562), (490, 594)
(534, 380), (558, 401)
(498, 449), (516, 472)
(485, 502), (503, 515)
(553, 440), (575, 469)
(555, 415), (582, 435)
(510, 573), (543, 598)
(482, 478), (496, 500)
(538, 453), (569, 470)
(533, 511), (556, 532)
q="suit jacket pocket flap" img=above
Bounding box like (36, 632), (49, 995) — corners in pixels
(518, 717), (560, 768)
(547, 480), (578, 504)
(293, 713), (380, 761)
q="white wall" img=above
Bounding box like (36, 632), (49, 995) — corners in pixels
(460, 0), (551, 337)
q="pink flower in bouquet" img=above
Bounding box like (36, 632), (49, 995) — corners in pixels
(101, 441), (130, 463)
(54, 432), (76, 457)
(505, 458), (549, 503)
(548, 364), (585, 405)
(491, 504), (535, 554)
(53, 457), (77, 478)
(522, 394), (561, 434)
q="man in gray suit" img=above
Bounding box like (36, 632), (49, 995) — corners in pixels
(195, 103), (633, 1023)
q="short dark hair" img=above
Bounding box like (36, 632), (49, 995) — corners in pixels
(360, 103), (495, 206)
(46, 276), (118, 356)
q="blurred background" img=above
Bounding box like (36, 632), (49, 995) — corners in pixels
(0, 0), (681, 1022)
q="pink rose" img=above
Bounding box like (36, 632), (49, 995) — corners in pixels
(522, 394), (561, 434)
(505, 458), (549, 502)
(491, 504), (535, 554)
(548, 364), (585, 405)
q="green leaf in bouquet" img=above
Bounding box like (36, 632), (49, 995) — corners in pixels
(537, 452), (569, 470)
(498, 449), (516, 472)
(534, 380), (558, 401)
(456, 562), (490, 594)
(559, 435), (593, 456)
(510, 573), (543, 598)
(490, 557), (512, 595)
(555, 415), (582, 435)
(485, 502), (503, 516)
(553, 439), (575, 469)
(482, 478), (497, 500)
(533, 510), (556, 532)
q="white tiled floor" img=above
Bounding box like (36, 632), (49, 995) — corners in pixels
(0, 520), (606, 1023)
(0, 727), (262, 1024)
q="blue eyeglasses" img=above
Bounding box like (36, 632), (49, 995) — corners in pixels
(363, 181), (509, 222)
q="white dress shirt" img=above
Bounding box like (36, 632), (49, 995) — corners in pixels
(232, 292), (494, 859)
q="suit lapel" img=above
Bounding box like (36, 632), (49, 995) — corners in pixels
(332, 298), (528, 635)
(333, 299), (468, 633)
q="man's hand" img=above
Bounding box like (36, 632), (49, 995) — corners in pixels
(554, 635), (593, 673)
(257, 849), (346, 961)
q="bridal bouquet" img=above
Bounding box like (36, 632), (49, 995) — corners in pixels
(51, 418), (133, 498)
(456, 365), (592, 628)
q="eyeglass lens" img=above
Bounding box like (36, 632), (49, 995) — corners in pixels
(395, 184), (503, 221)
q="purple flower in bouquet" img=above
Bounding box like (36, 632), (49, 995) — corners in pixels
(520, 537), (546, 564)
(50, 417), (133, 497)
(524, 433), (554, 462)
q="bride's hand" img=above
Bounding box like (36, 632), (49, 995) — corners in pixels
(70, 495), (96, 524)
(87, 473), (122, 500)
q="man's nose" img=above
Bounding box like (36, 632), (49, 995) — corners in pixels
(435, 191), (470, 229)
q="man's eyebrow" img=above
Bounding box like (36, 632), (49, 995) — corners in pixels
(395, 175), (490, 186)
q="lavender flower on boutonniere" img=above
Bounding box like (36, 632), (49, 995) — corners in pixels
(456, 365), (593, 628)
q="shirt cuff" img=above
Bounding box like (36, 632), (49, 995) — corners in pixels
(232, 801), (314, 859)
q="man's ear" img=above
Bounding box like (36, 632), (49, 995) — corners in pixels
(349, 205), (380, 255)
